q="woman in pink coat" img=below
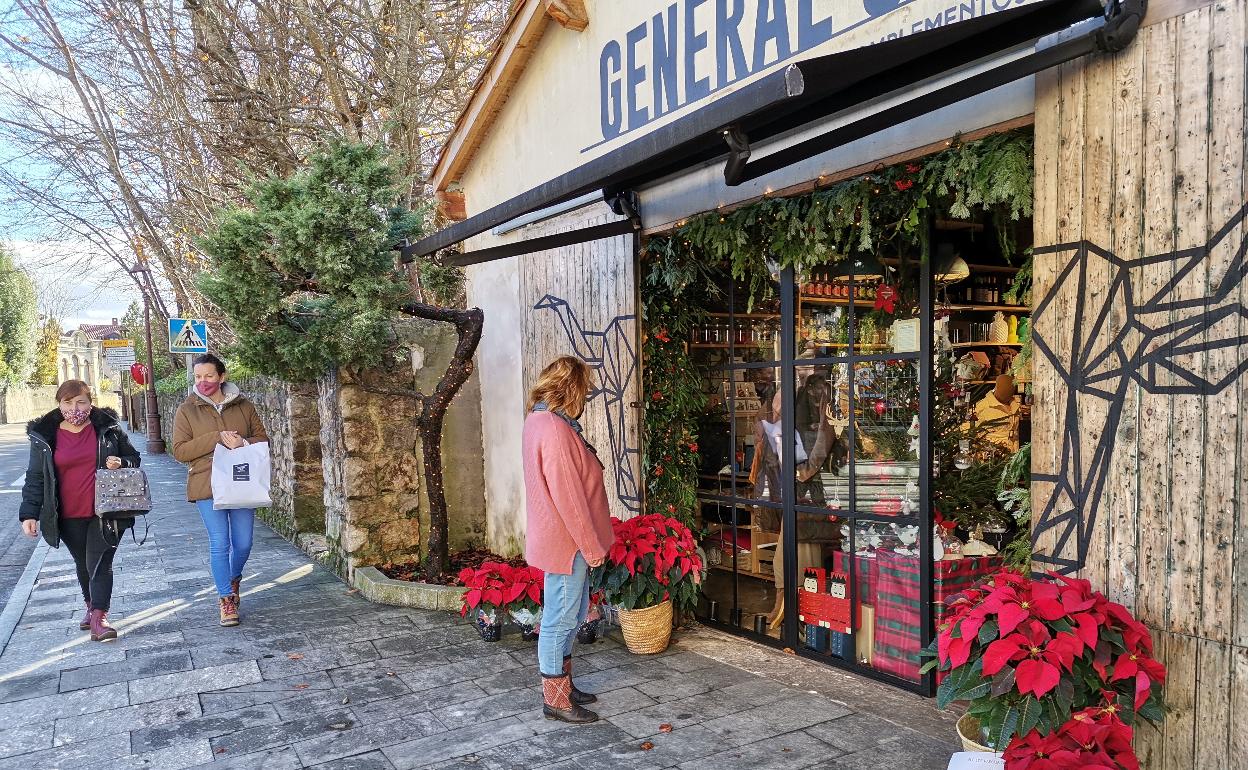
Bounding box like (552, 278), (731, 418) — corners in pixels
(522, 356), (615, 724)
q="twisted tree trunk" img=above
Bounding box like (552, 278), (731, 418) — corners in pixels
(397, 301), (484, 576)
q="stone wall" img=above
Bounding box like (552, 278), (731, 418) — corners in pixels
(1, 385), (119, 424)
(318, 315), (488, 580)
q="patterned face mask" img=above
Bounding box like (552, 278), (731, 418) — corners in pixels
(61, 407), (90, 426)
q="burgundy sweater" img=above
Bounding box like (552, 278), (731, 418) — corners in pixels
(521, 411), (615, 574)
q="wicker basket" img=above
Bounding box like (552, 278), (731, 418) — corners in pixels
(617, 600), (673, 654)
(956, 714), (993, 753)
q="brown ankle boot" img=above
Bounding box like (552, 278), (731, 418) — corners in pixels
(88, 609), (117, 642)
(542, 673), (599, 724)
(79, 601), (92, 631)
(219, 595), (240, 627)
(230, 576), (242, 607)
(563, 655), (596, 704)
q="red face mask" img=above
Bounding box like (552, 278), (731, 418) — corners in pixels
(196, 381), (220, 397)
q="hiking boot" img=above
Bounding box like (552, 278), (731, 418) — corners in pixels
(541, 673), (599, 724)
(563, 655), (596, 705)
(88, 609), (117, 642)
(219, 595), (240, 627)
(230, 576), (241, 606)
(79, 601), (92, 631)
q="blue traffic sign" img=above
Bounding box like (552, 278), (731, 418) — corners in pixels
(169, 318), (208, 354)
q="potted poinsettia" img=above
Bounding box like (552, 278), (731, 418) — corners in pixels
(458, 561), (511, 642)
(590, 514), (704, 654)
(1004, 700), (1139, 769)
(505, 564), (544, 641)
(922, 569), (1165, 763)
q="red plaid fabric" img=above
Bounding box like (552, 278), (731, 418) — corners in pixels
(871, 552), (1005, 683)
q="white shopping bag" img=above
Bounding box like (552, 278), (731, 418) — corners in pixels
(211, 441), (273, 510)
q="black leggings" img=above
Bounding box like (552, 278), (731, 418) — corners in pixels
(59, 518), (119, 613)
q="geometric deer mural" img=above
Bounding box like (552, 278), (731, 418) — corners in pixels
(1030, 202), (1248, 574)
(533, 294), (642, 512)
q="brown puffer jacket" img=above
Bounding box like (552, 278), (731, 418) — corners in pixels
(171, 383), (268, 502)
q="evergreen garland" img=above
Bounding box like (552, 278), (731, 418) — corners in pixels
(639, 237), (714, 528)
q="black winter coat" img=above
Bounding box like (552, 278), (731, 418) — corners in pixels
(18, 407), (141, 548)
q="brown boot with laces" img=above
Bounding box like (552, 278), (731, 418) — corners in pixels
(230, 576), (242, 607)
(541, 673), (599, 724)
(79, 601), (92, 631)
(219, 595), (240, 627)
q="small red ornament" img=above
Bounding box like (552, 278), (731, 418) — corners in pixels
(688, 443), (698, 452)
(905, 163), (921, 173)
(654, 329), (671, 343)
(651, 391), (663, 401)
(874, 400), (887, 417)
(894, 179), (914, 191)
(874, 284), (898, 314)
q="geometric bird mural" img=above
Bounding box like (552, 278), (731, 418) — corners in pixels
(533, 294), (642, 512)
(1030, 202), (1248, 574)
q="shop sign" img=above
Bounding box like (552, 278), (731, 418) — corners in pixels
(594, 0), (1042, 147)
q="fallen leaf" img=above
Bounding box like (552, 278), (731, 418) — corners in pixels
(287, 653), (304, 660)
(783, 747), (792, 752)
(292, 684), (310, 690)
(640, 742), (654, 751)
(658, 724), (673, 733)
(346, 589), (359, 595)
(214, 748), (227, 754)
(783, 647), (795, 655)
(386, 671), (396, 677)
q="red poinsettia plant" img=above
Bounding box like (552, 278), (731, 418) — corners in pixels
(1003, 698), (1139, 770)
(589, 514), (704, 612)
(921, 569), (1165, 758)
(458, 562), (544, 622)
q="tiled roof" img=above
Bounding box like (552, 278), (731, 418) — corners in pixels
(77, 323), (125, 341)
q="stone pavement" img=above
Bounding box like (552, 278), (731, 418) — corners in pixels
(0, 432), (959, 769)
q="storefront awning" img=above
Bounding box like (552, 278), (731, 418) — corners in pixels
(407, 0), (1143, 265)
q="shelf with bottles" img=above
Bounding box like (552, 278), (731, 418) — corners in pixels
(949, 342), (1022, 349)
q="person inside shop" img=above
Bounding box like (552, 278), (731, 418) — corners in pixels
(18, 380), (141, 642)
(974, 374), (1022, 452)
(750, 388), (837, 630)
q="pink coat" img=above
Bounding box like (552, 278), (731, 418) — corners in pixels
(522, 411), (615, 574)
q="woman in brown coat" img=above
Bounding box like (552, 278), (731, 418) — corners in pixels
(172, 354), (268, 627)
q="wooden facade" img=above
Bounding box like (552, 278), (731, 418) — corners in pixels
(518, 208), (642, 521)
(1031, 2), (1248, 766)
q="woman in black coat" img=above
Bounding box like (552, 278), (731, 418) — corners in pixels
(19, 380), (141, 641)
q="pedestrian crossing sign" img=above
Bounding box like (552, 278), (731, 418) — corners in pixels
(169, 318), (209, 354)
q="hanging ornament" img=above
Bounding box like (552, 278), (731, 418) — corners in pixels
(874, 284), (899, 313)
(907, 415), (920, 437)
(874, 400), (887, 417)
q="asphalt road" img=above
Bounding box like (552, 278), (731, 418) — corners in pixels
(0, 422), (37, 610)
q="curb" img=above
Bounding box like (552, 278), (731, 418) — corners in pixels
(352, 566), (464, 611)
(0, 537), (49, 657)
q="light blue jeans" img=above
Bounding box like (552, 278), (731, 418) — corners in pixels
(539, 551), (591, 677)
(196, 500), (255, 597)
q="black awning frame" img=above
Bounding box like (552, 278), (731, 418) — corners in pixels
(409, 0), (1143, 263)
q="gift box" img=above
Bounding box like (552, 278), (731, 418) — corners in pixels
(830, 630), (851, 659)
(804, 624), (829, 653)
(871, 551), (1005, 682)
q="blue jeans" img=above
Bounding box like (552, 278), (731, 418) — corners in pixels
(539, 552), (591, 677)
(196, 500), (255, 597)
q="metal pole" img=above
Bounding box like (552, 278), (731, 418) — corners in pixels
(186, 353), (193, 394)
(141, 288), (166, 454)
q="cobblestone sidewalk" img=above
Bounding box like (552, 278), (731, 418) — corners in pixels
(0, 435), (958, 769)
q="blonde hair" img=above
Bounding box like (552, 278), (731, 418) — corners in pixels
(528, 356), (592, 415)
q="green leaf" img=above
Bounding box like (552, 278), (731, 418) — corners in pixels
(1138, 694), (1165, 724)
(978, 619), (1000, 645)
(958, 682), (992, 701)
(1018, 696), (1042, 739)
(990, 667), (1016, 697)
